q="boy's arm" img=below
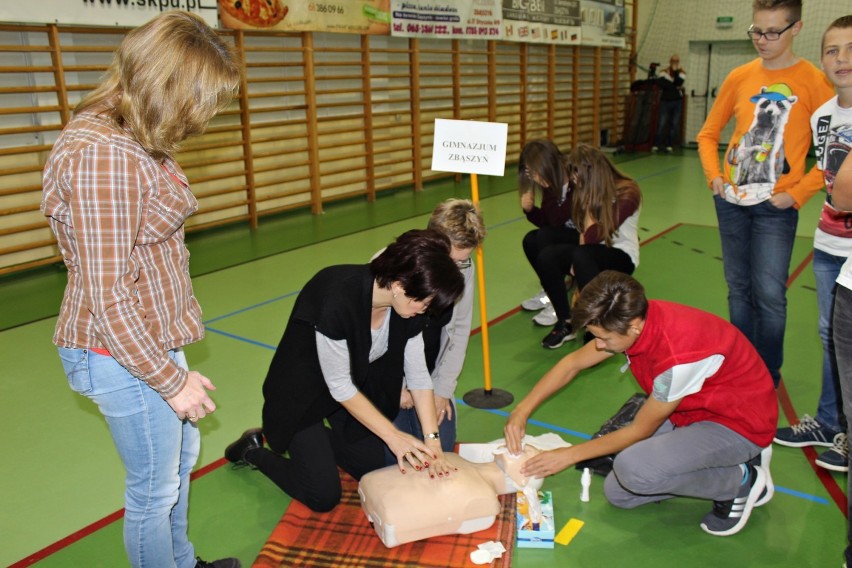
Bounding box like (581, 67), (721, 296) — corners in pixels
(504, 341), (613, 454)
(697, 75), (737, 189)
(780, 79), (836, 208)
(830, 152), (852, 211)
(520, 397), (679, 478)
(780, 164), (827, 209)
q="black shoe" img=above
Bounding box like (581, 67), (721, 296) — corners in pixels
(700, 464), (766, 536)
(225, 428), (263, 465)
(541, 321), (576, 349)
(196, 557), (241, 568)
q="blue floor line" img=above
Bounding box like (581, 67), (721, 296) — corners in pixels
(204, 290), (301, 324)
(205, 326), (277, 350)
(634, 165), (682, 181)
(454, 397), (830, 506)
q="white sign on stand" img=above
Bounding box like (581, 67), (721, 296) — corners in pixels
(431, 119), (508, 176)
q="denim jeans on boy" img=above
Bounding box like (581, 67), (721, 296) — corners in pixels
(831, 285), (852, 566)
(58, 347), (200, 568)
(813, 248), (846, 432)
(714, 196), (798, 386)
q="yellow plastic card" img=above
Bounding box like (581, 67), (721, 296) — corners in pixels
(554, 518), (585, 546)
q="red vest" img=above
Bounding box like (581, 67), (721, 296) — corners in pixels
(625, 301), (777, 447)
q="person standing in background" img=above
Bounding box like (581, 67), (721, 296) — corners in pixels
(41, 11), (242, 568)
(773, 15), (852, 471)
(817, 17), (852, 568)
(652, 54), (686, 153)
(696, 0), (834, 387)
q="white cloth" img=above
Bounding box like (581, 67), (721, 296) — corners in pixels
(457, 432), (572, 463)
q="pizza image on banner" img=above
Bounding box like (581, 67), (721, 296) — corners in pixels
(219, 0), (288, 29)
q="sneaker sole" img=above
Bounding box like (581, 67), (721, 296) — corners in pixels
(815, 459), (849, 473)
(521, 303), (547, 311)
(754, 446), (773, 507)
(700, 465), (766, 537)
(532, 316), (558, 326)
(772, 437), (835, 448)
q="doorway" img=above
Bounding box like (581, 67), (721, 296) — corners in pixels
(684, 40), (755, 146)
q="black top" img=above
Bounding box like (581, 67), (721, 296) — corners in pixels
(261, 264), (425, 452)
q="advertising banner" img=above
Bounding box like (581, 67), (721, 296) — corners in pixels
(579, 0), (625, 47)
(501, 0), (581, 45)
(219, 0), (391, 34)
(390, 0), (500, 40)
(0, 0), (217, 28)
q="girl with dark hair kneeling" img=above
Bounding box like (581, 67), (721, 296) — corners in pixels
(225, 229), (465, 512)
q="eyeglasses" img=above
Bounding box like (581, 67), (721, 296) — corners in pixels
(455, 258), (472, 269)
(747, 20), (797, 41)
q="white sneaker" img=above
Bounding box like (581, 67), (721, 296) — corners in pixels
(533, 306), (558, 326)
(521, 289), (550, 311)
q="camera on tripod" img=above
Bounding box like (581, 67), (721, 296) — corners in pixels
(647, 62), (660, 79)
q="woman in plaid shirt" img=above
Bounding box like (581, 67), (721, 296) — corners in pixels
(41, 12), (241, 568)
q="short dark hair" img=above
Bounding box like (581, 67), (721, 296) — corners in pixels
(370, 229), (464, 314)
(822, 15), (852, 52)
(572, 271), (648, 334)
(752, 0), (801, 23)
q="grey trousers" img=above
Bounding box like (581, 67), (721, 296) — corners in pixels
(831, 285), (852, 565)
(604, 419), (762, 508)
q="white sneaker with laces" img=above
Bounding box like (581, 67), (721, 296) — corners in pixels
(521, 289), (550, 311)
(533, 306), (558, 326)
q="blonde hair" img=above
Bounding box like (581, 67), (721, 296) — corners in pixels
(76, 10), (241, 161)
(567, 144), (641, 246)
(427, 198), (487, 249)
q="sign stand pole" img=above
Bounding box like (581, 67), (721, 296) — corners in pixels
(462, 172), (513, 409)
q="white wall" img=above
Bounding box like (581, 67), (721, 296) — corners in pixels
(636, 0), (849, 76)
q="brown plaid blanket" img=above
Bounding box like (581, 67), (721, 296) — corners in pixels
(253, 472), (515, 567)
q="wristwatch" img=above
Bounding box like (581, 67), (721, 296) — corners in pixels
(426, 432), (440, 440)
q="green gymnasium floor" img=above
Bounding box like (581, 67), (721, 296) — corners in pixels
(2, 150), (847, 567)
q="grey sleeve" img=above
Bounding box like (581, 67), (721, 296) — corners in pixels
(316, 331), (358, 402)
(431, 265), (475, 399)
(403, 333), (433, 391)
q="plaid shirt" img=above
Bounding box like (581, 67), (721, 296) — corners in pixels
(41, 110), (204, 398)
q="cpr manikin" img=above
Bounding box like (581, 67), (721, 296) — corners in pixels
(358, 445), (543, 548)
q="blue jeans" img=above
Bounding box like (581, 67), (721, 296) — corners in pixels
(655, 98), (683, 148)
(386, 402), (456, 465)
(58, 347), (199, 568)
(813, 248), (846, 431)
(831, 285), (852, 565)
(714, 196), (799, 386)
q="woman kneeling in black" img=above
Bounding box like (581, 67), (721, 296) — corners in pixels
(225, 229), (465, 512)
